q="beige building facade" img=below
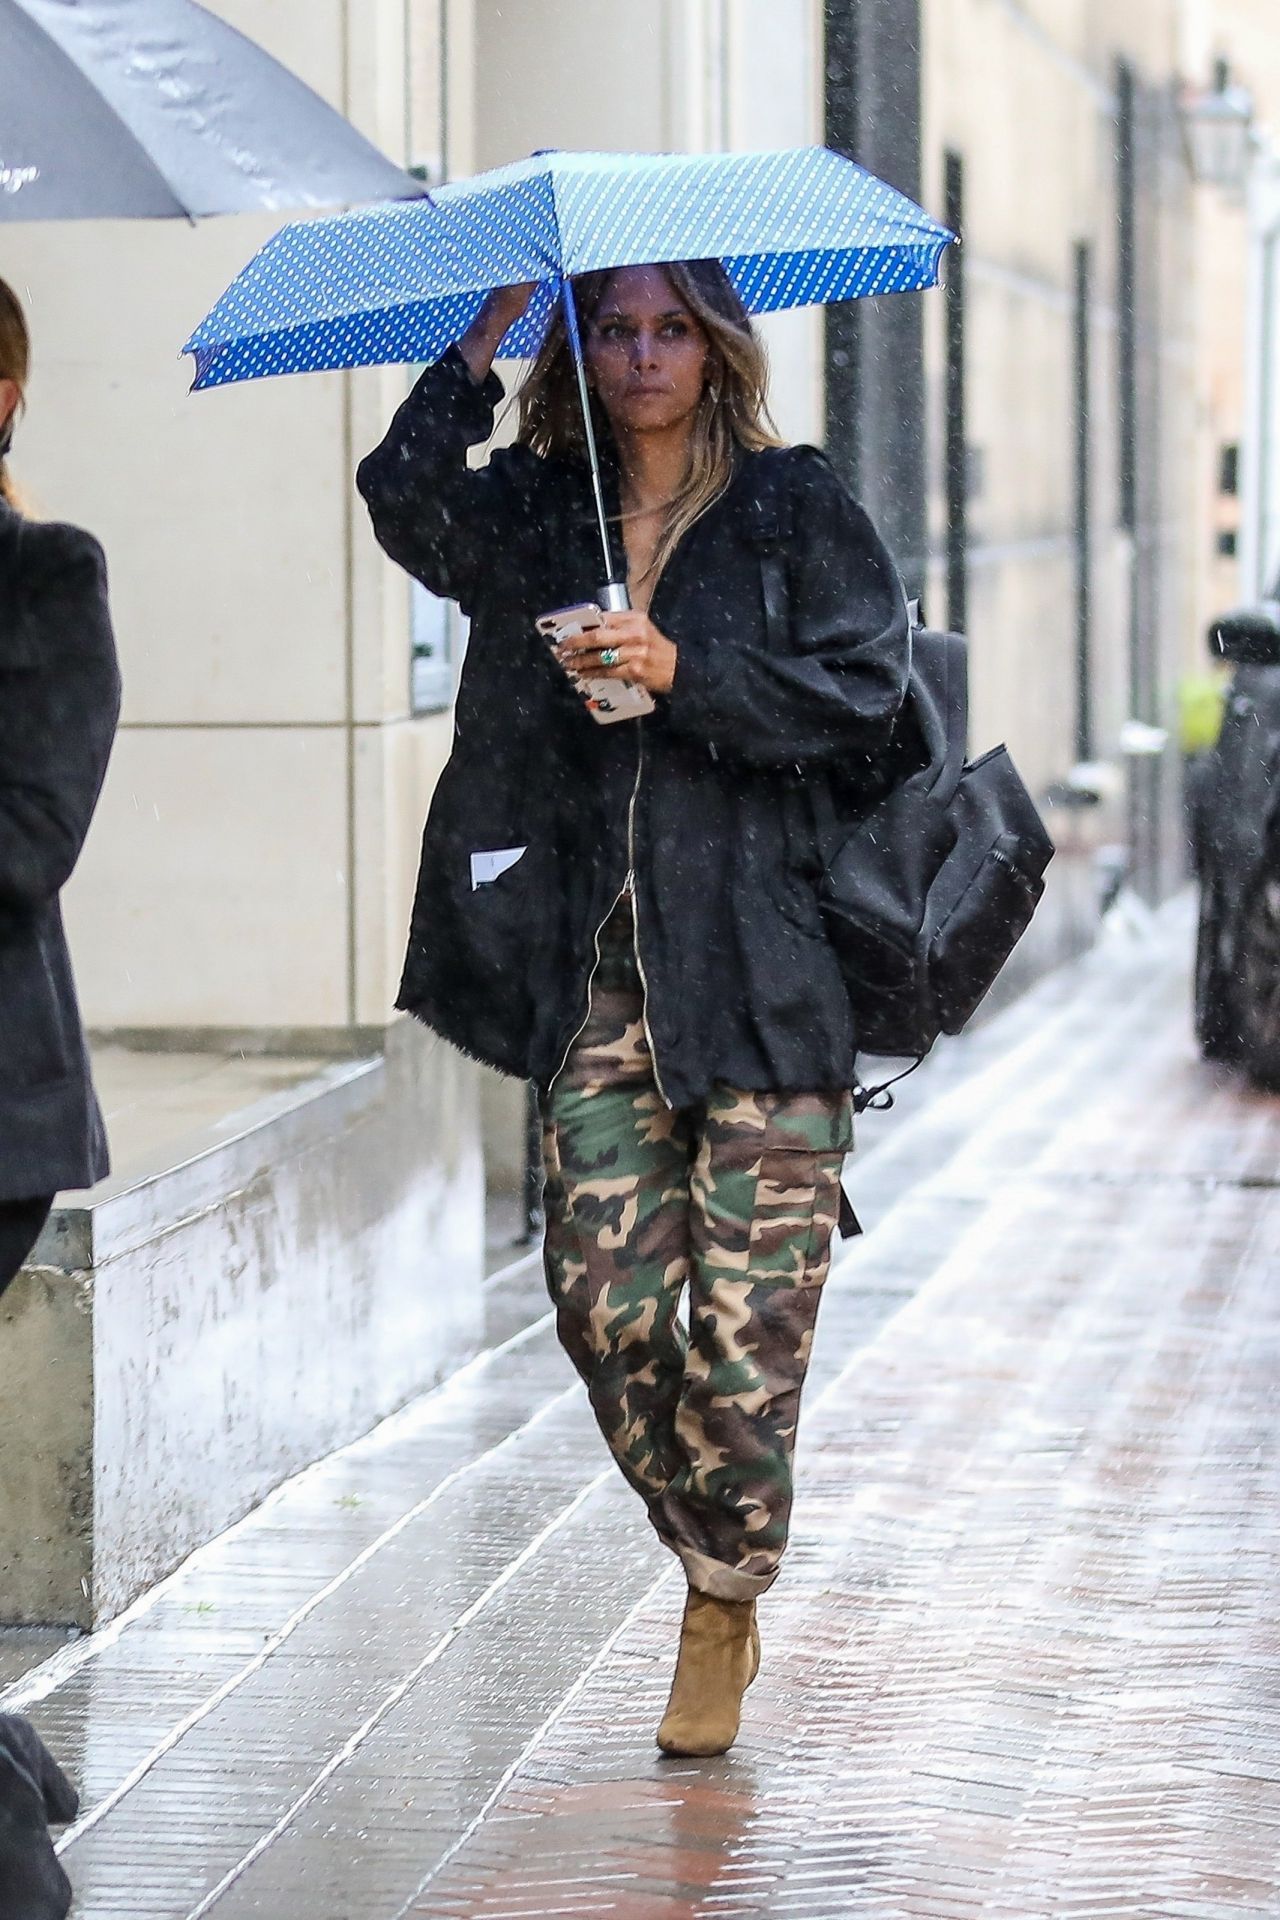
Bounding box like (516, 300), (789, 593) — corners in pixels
(920, 0), (1199, 907)
(1159, 1), (1279, 678)
(1206, 0), (1280, 604)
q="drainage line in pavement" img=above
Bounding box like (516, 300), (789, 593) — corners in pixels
(395, 1555), (685, 1919)
(54, 1371), (580, 1858)
(178, 1467), (613, 1920)
(483, 1247), (542, 1290)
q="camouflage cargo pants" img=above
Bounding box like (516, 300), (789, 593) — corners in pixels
(541, 901), (852, 1601)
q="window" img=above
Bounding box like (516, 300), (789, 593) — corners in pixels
(411, 585), (465, 714)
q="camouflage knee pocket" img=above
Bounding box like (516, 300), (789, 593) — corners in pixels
(693, 1088), (853, 1290)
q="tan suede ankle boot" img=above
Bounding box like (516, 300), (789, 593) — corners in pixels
(656, 1590), (758, 1757)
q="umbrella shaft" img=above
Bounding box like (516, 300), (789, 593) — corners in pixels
(560, 276), (625, 599)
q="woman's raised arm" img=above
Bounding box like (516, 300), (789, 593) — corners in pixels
(457, 282), (536, 384)
(356, 285), (537, 614)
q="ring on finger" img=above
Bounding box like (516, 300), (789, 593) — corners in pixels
(599, 645), (620, 668)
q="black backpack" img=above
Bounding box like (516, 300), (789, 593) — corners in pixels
(749, 455), (1054, 1080)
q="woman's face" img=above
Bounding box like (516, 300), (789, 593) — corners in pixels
(585, 266), (711, 440)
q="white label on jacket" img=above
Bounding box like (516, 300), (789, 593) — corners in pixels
(470, 847), (527, 890)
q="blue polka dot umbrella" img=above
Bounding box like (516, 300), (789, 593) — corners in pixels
(184, 145), (954, 588)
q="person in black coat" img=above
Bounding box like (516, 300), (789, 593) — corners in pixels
(0, 1714), (78, 1920)
(0, 278), (121, 1300)
(359, 262), (909, 1758)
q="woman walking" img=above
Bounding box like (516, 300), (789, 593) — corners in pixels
(358, 261), (909, 1755)
(0, 277), (121, 1302)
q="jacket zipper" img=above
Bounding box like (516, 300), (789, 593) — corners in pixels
(548, 723), (670, 1106)
(547, 879), (628, 1093)
(627, 727), (672, 1108)
(548, 530), (675, 1101)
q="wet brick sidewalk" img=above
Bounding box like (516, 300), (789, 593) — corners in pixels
(4, 904), (1279, 1917)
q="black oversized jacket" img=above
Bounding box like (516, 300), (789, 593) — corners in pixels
(357, 350), (909, 1108)
(0, 501), (120, 1202)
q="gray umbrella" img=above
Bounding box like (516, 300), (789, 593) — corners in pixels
(0, 0), (425, 220)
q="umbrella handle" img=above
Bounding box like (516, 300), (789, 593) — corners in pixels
(559, 275), (627, 601)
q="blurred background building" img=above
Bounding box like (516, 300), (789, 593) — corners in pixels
(1, 0), (1275, 1624)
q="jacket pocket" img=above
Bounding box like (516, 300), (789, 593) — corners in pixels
(701, 1089), (853, 1289)
(451, 843), (543, 987)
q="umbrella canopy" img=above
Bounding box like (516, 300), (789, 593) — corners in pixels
(185, 145), (954, 593)
(0, 0), (425, 220)
(184, 145), (952, 387)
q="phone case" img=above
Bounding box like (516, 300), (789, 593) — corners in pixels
(537, 606), (655, 724)
(577, 679), (655, 724)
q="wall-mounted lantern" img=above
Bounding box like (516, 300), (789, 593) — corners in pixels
(1181, 57), (1256, 195)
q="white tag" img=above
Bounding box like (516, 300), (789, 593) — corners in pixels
(470, 847), (527, 890)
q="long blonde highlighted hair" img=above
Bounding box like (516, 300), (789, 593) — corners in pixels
(516, 259), (780, 584)
(0, 276), (29, 512)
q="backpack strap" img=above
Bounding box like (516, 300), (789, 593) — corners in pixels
(910, 627), (969, 801)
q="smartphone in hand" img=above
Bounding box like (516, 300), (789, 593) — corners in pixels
(535, 604), (655, 725)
